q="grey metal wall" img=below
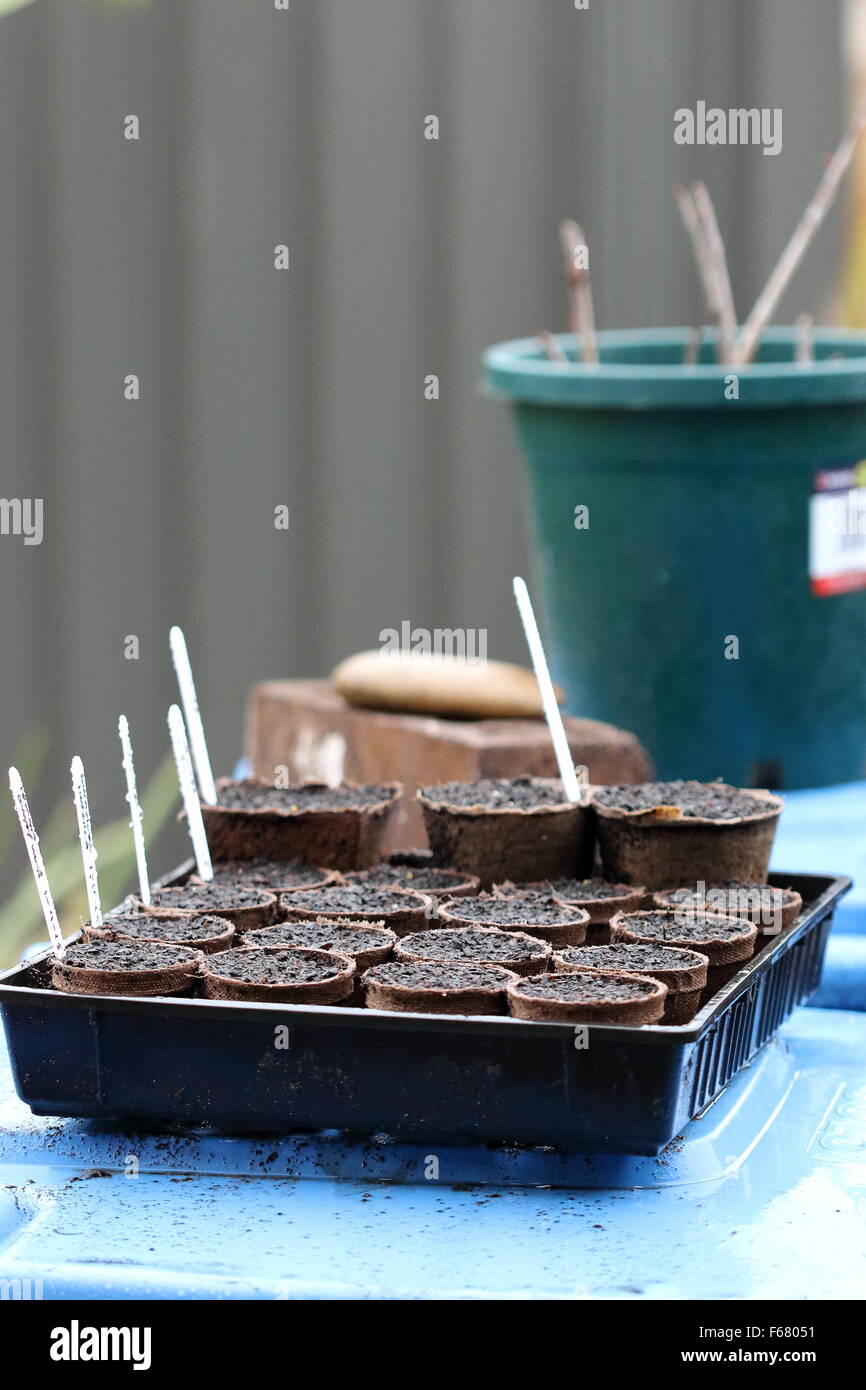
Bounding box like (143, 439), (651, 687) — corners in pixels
(0, 0), (844, 857)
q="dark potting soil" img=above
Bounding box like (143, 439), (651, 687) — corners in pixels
(402, 928), (547, 964)
(420, 776), (565, 811)
(513, 971), (655, 1002)
(205, 948), (345, 984)
(495, 879), (629, 903)
(63, 941), (199, 971)
(286, 886), (424, 915)
(551, 878), (633, 900)
(365, 960), (514, 990)
(594, 780), (771, 819)
(491, 885), (564, 906)
(444, 896), (581, 927)
(207, 859), (329, 889)
(100, 914), (230, 944)
(216, 781), (396, 812)
(346, 865), (469, 891)
(558, 943), (702, 973)
(619, 911), (750, 942)
(149, 885), (272, 912)
(245, 922), (389, 954)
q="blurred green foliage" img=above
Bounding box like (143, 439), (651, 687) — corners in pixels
(0, 737), (179, 968)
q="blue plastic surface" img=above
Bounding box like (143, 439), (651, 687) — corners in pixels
(0, 1008), (864, 1299)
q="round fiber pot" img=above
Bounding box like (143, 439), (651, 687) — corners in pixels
(494, 878), (646, 935)
(592, 782), (783, 889)
(52, 941), (204, 998)
(438, 893), (590, 948)
(244, 918), (396, 971)
(200, 778), (403, 871)
(553, 942), (708, 1025)
(417, 777), (593, 888)
(652, 883), (802, 934)
(610, 908), (758, 1000)
(507, 969), (667, 1026)
(143, 884), (277, 932)
(85, 912), (235, 955)
(201, 946), (354, 1004)
(280, 885), (434, 937)
(484, 327), (866, 789)
(343, 864), (481, 900)
(362, 960), (518, 1016)
(394, 926), (551, 977)
(198, 859), (340, 895)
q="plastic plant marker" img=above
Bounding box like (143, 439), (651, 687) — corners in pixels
(169, 626), (217, 805)
(8, 767), (65, 959)
(168, 704), (213, 881)
(512, 576), (582, 803)
(118, 715), (151, 906)
(70, 756), (102, 928)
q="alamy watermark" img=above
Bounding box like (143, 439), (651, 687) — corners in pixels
(0, 497), (42, 545)
(669, 881), (783, 933)
(675, 102), (782, 157)
(379, 621), (487, 664)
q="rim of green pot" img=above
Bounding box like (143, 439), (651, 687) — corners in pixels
(482, 326), (866, 410)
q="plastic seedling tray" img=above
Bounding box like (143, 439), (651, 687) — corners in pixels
(0, 869), (848, 1155)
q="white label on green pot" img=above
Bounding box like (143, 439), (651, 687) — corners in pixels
(809, 464), (866, 596)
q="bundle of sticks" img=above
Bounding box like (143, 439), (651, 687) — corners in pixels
(543, 95), (866, 369)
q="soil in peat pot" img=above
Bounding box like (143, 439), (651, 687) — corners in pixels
(201, 946), (354, 1004)
(215, 782), (398, 812)
(556, 942), (703, 973)
(550, 878), (640, 901)
(553, 941), (708, 1023)
(439, 893), (589, 946)
(611, 909), (755, 945)
(492, 877), (644, 939)
(343, 864), (480, 896)
(201, 858), (337, 892)
(148, 884), (273, 912)
(244, 919), (396, 969)
(593, 781), (775, 818)
(592, 781), (783, 890)
(653, 881), (802, 932)
(144, 884), (277, 931)
(88, 913), (234, 953)
(611, 908), (758, 1004)
(395, 926), (551, 976)
(507, 968), (667, 1025)
(362, 959), (517, 1016)
(418, 776), (592, 887)
(52, 940), (203, 997)
(420, 777), (568, 810)
(281, 884), (432, 935)
(204, 949), (343, 984)
(201, 779), (402, 872)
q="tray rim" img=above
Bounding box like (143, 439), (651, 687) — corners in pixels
(0, 868), (850, 1047)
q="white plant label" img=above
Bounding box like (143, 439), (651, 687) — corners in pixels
(168, 704), (213, 881)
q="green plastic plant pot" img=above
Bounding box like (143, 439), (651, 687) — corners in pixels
(483, 327), (866, 788)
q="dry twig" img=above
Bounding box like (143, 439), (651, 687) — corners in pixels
(736, 96), (866, 364)
(559, 219), (598, 364)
